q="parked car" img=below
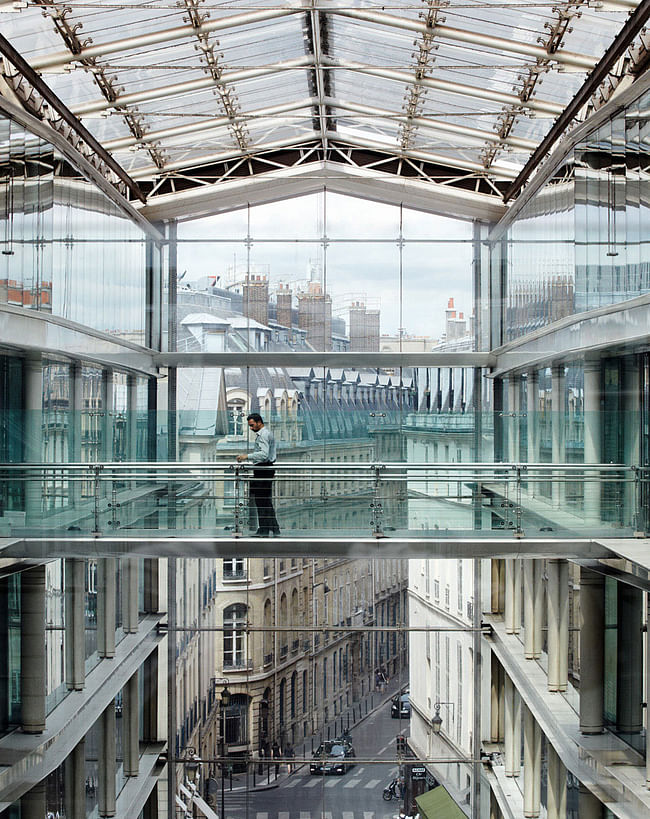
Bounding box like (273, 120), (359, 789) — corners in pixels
(310, 741), (356, 774)
(391, 690), (411, 719)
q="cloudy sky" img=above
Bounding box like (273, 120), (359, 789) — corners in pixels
(177, 192), (473, 339)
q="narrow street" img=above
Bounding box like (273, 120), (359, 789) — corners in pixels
(219, 694), (411, 819)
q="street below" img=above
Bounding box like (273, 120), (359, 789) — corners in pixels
(219, 695), (412, 819)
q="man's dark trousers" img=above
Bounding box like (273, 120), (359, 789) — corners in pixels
(250, 462), (279, 533)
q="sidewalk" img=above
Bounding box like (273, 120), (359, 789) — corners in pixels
(228, 675), (405, 793)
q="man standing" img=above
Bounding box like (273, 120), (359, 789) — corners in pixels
(236, 413), (280, 537)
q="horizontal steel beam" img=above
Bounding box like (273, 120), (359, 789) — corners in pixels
(330, 98), (537, 151)
(324, 57), (565, 116)
(104, 99), (316, 151)
(504, 0), (650, 201)
(154, 351), (495, 368)
(4, 537), (614, 561)
(335, 7), (596, 70)
(31, 7), (300, 70)
(73, 57), (313, 116)
(327, 129), (519, 178)
(137, 160), (508, 224)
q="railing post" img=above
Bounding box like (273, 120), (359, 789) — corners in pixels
(514, 465), (524, 537)
(233, 465), (244, 537)
(107, 479), (120, 530)
(370, 464), (385, 538)
(92, 464), (103, 535)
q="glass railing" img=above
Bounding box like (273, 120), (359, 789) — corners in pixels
(0, 460), (643, 539)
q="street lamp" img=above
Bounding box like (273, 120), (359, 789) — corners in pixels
(220, 686), (231, 819)
(184, 746), (201, 818)
(431, 701), (455, 735)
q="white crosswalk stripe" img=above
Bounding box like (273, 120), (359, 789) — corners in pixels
(299, 812), (311, 819)
(343, 778), (361, 788)
(355, 767), (365, 776)
(342, 813), (356, 819)
(278, 813), (290, 819)
(257, 814), (268, 819)
(283, 776), (301, 788)
(364, 813), (376, 819)
(303, 777), (321, 787)
(325, 778), (339, 787)
(364, 778), (381, 788)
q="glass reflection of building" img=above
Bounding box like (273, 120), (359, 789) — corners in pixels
(1, 49), (650, 819)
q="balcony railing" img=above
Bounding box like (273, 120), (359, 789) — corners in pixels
(0, 460), (644, 540)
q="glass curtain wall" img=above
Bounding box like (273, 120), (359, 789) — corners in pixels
(0, 114), (148, 341)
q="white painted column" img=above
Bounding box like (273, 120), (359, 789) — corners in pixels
(504, 674), (520, 778)
(547, 743), (567, 819)
(99, 702), (116, 817)
(551, 365), (565, 508)
(21, 565), (46, 733)
(97, 558), (116, 658)
(65, 739), (86, 819)
(20, 780), (46, 819)
(523, 560), (542, 659)
(527, 371), (540, 495)
(121, 557), (139, 634)
(505, 559), (521, 634)
(124, 671), (140, 777)
(578, 784), (602, 818)
(583, 360), (602, 525)
(523, 705), (541, 817)
(579, 567), (604, 734)
(65, 558), (85, 690)
(547, 559), (568, 692)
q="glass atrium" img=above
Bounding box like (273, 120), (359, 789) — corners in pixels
(0, 1), (649, 817)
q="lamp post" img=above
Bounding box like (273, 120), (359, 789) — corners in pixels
(220, 686), (231, 819)
(184, 746), (201, 818)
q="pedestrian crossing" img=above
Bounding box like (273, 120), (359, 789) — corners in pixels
(274, 775), (385, 791)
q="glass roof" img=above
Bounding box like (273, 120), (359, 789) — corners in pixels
(0, 0), (640, 209)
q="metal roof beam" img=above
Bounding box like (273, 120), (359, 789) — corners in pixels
(325, 130), (519, 178)
(309, 8), (330, 152)
(104, 99), (316, 151)
(0, 31), (145, 203)
(504, 0), (650, 201)
(31, 7), (300, 71)
(72, 58), (313, 116)
(330, 98), (537, 151)
(129, 135), (317, 179)
(334, 7), (597, 70)
(325, 57), (564, 116)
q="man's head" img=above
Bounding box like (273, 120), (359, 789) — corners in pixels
(247, 412), (264, 432)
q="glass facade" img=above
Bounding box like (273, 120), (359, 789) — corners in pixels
(1, 44), (650, 819)
(0, 115), (148, 341)
(496, 84), (650, 343)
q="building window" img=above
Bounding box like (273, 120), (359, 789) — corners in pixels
(223, 558), (246, 580)
(223, 603), (247, 668)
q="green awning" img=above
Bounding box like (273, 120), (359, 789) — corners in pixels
(415, 784), (466, 819)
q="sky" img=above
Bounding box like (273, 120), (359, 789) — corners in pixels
(177, 192), (473, 339)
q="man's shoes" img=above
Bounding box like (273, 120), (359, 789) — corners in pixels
(272, 528), (281, 537)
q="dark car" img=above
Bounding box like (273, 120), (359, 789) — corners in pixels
(391, 691), (411, 719)
(310, 741), (356, 774)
